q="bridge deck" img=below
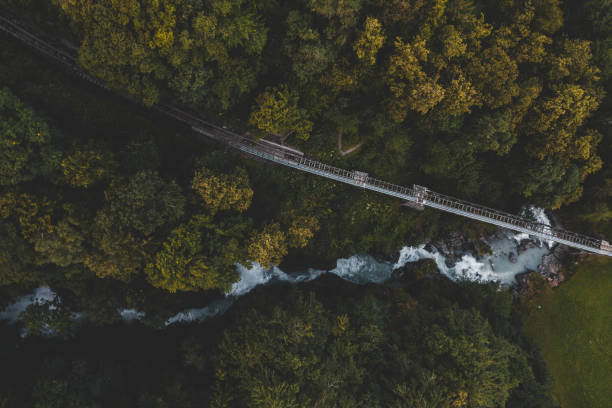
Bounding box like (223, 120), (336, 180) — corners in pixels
(2, 12), (611, 257)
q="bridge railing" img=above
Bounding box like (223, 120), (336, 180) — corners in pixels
(210, 137), (605, 251)
(423, 189), (603, 249)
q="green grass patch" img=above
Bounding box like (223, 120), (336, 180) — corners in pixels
(526, 258), (612, 408)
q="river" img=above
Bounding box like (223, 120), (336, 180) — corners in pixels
(0, 207), (556, 330)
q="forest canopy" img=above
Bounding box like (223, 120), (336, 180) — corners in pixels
(0, 0), (611, 314)
(30, 0), (605, 213)
(0, 276), (557, 407)
(0, 0), (610, 406)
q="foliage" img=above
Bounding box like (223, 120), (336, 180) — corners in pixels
(0, 191), (55, 241)
(249, 85), (313, 141)
(386, 37), (446, 118)
(86, 170), (185, 281)
(0, 221), (36, 286)
(0, 6), (608, 408)
(247, 223), (287, 268)
(33, 218), (87, 267)
(583, 0), (612, 80)
(102, 170), (185, 237)
(285, 214), (320, 249)
(38, 0), (608, 215)
(145, 214), (247, 293)
(192, 166), (253, 214)
(209, 283), (544, 407)
(353, 16), (385, 65)
(0, 87), (59, 185)
(59, 141), (115, 188)
(20, 298), (77, 339)
(54, 0), (269, 108)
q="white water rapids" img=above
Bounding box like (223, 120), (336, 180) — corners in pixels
(1, 207), (556, 328)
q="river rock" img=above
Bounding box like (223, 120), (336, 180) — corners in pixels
(391, 259), (440, 282)
(517, 240), (537, 255)
(538, 247), (565, 287)
(431, 230), (493, 266)
(508, 252), (517, 263)
(513, 270), (543, 299)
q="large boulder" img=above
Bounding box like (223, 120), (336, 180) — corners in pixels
(517, 239), (538, 255)
(538, 251), (565, 287)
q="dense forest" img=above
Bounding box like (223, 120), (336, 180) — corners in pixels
(1, 0), (611, 406)
(1, 0), (611, 299)
(27, 0), (612, 210)
(1, 273), (556, 407)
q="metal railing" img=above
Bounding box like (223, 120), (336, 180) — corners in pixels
(2, 11), (611, 257)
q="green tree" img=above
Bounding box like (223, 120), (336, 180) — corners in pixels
(353, 16), (385, 65)
(59, 141), (115, 188)
(0, 221), (37, 286)
(548, 39), (600, 85)
(86, 170), (185, 280)
(145, 214), (248, 293)
(468, 45), (519, 109)
(516, 159), (583, 209)
(0, 87), (59, 185)
(170, 0), (268, 110)
(98, 170), (184, 238)
(247, 223), (287, 268)
(439, 69), (479, 116)
(389, 307), (529, 407)
(55, 0), (177, 105)
(307, 0), (362, 27)
(21, 298), (77, 339)
(0, 192), (55, 242)
(33, 218), (87, 268)
(386, 38), (445, 120)
(286, 215), (320, 249)
(249, 85), (313, 141)
(584, 0), (612, 80)
(470, 109), (516, 155)
(532, 0), (563, 34)
(283, 11), (334, 83)
(192, 166), (253, 214)
(527, 84), (601, 160)
(209, 286), (535, 408)
(211, 292), (381, 407)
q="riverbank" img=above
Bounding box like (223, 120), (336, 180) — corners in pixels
(0, 218), (560, 331)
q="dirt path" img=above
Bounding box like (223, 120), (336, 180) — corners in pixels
(337, 131), (363, 156)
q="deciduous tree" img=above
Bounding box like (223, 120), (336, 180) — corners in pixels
(145, 214), (247, 293)
(247, 223), (287, 268)
(86, 170), (185, 280)
(249, 85), (313, 141)
(59, 141), (115, 188)
(192, 166), (253, 214)
(0, 88), (59, 185)
(386, 38), (445, 119)
(286, 215), (320, 248)
(353, 17), (385, 65)
(0, 221), (36, 286)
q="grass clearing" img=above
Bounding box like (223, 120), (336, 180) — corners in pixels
(526, 257), (612, 408)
